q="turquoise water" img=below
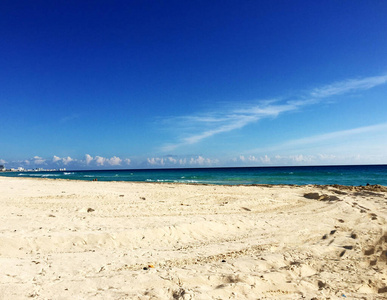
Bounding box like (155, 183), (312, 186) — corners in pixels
(1, 165), (386, 186)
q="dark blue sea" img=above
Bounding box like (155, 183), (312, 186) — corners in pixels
(1, 165), (387, 186)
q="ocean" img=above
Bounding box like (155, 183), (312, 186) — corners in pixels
(1, 165), (386, 186)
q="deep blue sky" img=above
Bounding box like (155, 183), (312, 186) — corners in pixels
(1, 1), (387, 169)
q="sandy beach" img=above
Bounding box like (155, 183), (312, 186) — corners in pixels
(0, 177), (386, 299)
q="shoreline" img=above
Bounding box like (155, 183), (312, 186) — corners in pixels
(0, 177), (386, 299)
(2, 175), (387, 191)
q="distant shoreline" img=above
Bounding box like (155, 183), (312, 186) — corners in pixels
(1, 163), (387, 173)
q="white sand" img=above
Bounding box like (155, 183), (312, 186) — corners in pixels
(0, 177), (386, 299)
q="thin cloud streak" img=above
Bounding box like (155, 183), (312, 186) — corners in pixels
(182, 115), (259, 145)
(311, 74), (387, 98)
(161, 74), (387, 151)
(247, 122), (387, 154)
(285, 123), (387, 147)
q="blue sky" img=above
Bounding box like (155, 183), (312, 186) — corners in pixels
(1, 1), (387, 169)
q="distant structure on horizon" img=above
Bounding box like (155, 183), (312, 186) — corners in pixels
(0, 165), (64, 172)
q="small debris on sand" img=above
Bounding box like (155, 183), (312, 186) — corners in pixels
(241, 207), (251, 211)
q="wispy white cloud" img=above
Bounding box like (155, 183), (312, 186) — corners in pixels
(181, 115), (259, 145)
(161, 74), (387, 151)
(161, 101), (302, 151)
(60, 114), (80, 123)
(249, 122), (387, 154)
(283, 123), (387, 148)
(311, 74), (387, 98)
(0, 159), (7, 164)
